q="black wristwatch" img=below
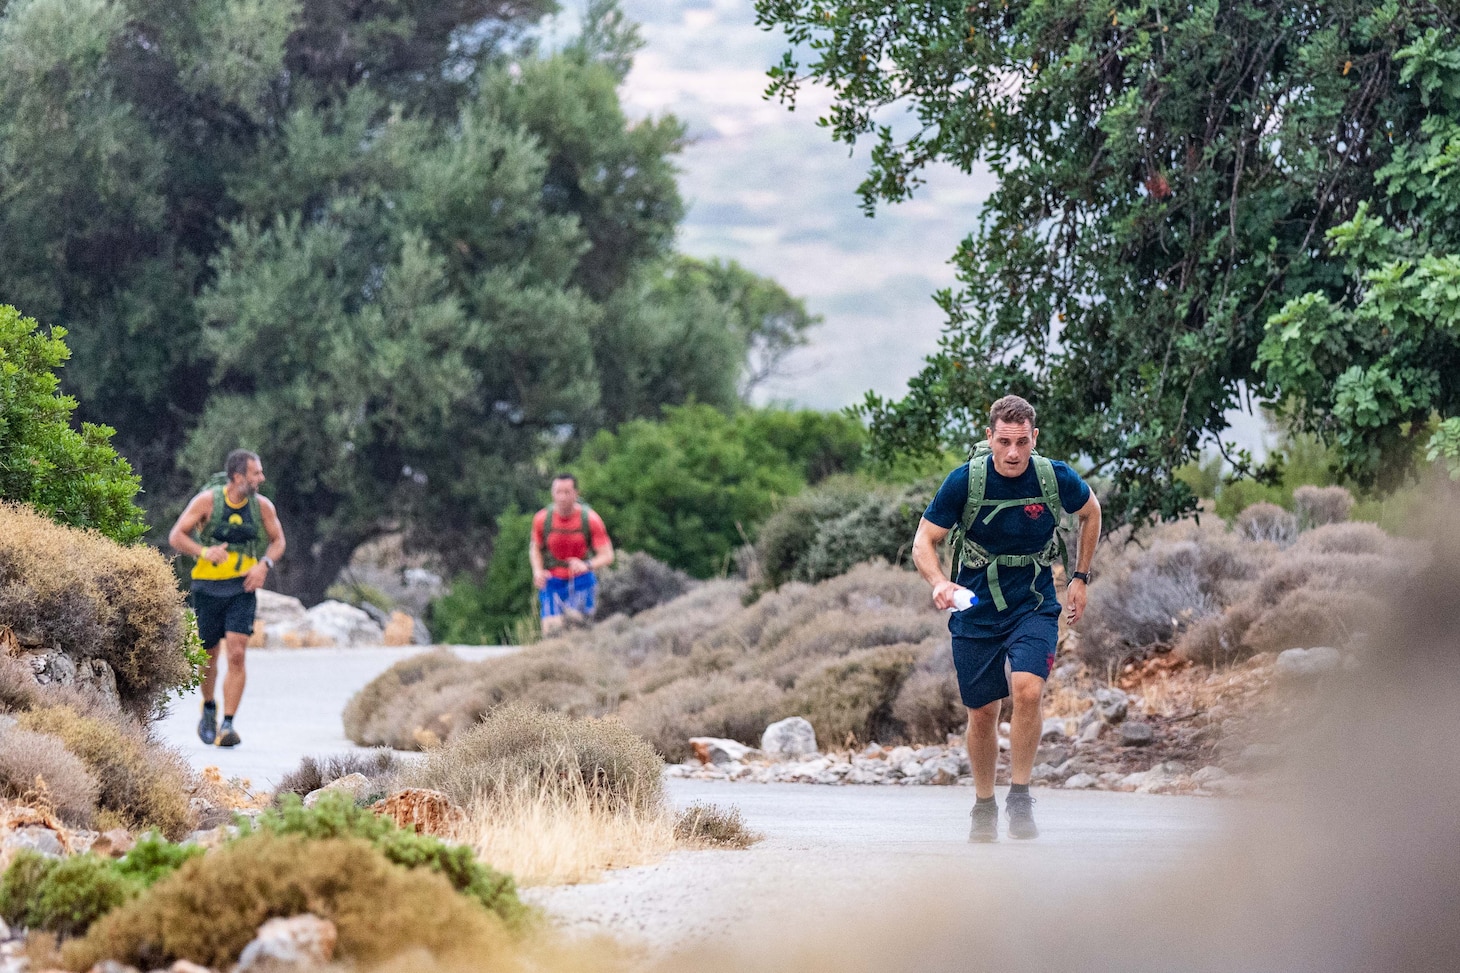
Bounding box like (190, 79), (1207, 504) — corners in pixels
(1068, 571), (1090, 585)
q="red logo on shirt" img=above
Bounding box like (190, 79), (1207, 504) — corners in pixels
(1024, 504), (1046, 519)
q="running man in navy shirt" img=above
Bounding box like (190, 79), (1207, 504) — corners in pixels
(912, 395), (1101, 841)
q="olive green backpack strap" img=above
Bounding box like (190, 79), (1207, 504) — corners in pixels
(541, 503), (596, 569)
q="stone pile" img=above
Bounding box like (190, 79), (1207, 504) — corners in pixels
(248, 591), (430, 648)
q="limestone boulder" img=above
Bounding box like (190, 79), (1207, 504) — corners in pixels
(236, 915), (337, 973)
(761, 717), (817, 757)
(371, 789), (466, 837)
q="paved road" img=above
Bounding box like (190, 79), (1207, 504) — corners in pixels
(155, 645), (514, 787)
(157, 646), (1229, 956)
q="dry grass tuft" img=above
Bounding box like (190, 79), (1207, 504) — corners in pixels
(0, 726), (98, 826)
(674, 802), (761, 849)
(16, 705), (195, 839)
(274, 749), (404, 801)
(0, 503), (193, 718)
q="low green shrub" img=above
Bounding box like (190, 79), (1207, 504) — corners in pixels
(0, 851), (137, 938)
(428, 508), (535, 646)
(16, 706), (195, 839)
(674, 802), (760, 848)
(247, 792), (524, 927)
(402, 703), (662, 816)
(61, 834), (512, 972)
(111, 834), (206, 887)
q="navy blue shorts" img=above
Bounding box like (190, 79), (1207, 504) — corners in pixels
(191, 589), (257, 647)
(951, 609), (1059, 709)
(540, 573), (597, 619)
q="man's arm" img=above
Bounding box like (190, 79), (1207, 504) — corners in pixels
(912, 517), (964, 610)
(528, 515), (549, 590)
(168, 493), (227, 565)
(1063, 492), (1102, 625)
(582, 512), (613, 573)
(243, 497), (287, 593)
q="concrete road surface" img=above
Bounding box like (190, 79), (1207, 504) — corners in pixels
(155, 645), (514, 787)
(156, 645), (1230, 957)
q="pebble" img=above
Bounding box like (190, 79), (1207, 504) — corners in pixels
(1119, 722), (1155, 747)
(1064, 773), (1099, 789)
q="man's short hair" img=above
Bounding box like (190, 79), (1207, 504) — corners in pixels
(989, 395), (1036, 431)
(225, 449), (259, 480)
(551, 472), (578, 488)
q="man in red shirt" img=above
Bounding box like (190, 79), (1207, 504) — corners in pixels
(529, 473), (614, 634)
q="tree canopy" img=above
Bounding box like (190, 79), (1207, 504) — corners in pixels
(0, 305), (146, 543)
(0, 0), (816, 601)
(756, 0), (1454, 525)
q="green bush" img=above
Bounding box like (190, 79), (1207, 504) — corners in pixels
(0, 502), (196, 717)
(573, 404), (864, 578)
(111, 834), (206, 888)
(429, 507), (535, 645)
(247, 792), (524, 927)
(0, 851), (137, 938)
(0, 306), (146, 545)
(750, 476), (933, 593)
(61, 834), (513, 972)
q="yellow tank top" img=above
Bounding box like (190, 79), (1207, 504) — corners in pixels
(191, 494), (261, 581)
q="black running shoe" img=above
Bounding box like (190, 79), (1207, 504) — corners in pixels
(1006, 791), (1039, 839)
(197, 703), (217, 746)
(969, 801), (999, 843)
(216, 718), (241, 748)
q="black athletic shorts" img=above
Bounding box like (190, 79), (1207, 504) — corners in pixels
(191, 588), (257, 647)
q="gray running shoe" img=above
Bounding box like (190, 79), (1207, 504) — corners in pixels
(968, 801), (999, 843)
(197, 704), (217, 746)
(1006, 791), (1039, 839)
(216, 719), (241, 748)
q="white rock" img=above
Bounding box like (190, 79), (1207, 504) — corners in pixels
(1119, 722), (1155, 746)
(255, 589), (308, 626)
(303, 600), (384, 646)
(236, 914), (338, 972)
(1079, 720), (1104, 743)
(1275, 646), (1342, 680)
(2, 826), (63, 857)
(689, 737), (756, 765)
(1041, 717), (1068, 741)
(1192, 766), (1229, 785)
(1031, 762), (1060, 782)
(1094, 687), (1129, 722)
(303, 772), (373, 808)
(761, 716), (818, 757)
(885, 745), (915, 765)
(1064, 773), (1099, 789)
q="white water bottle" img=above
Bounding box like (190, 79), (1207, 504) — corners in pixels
(947, 588), (977, 613)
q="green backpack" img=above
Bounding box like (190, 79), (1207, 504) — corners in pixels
(948, 441), (1074, 612)
(194, 472), (266, 562)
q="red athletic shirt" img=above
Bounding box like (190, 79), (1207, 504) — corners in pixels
(532, 505), (610, 579)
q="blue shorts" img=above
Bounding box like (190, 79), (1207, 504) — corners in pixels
(540, 573), (597, 619)
(951, 609), (1059, 709)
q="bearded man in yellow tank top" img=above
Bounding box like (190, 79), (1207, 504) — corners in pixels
(168, 450), (286, 747)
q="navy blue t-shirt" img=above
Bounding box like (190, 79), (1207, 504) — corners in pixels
(924, 456), (1091, 637)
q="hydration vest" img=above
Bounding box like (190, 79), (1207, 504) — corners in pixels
(538, 503), (597, 570)
(191, 473), (265, 579)
(949, 442), (1073, 612)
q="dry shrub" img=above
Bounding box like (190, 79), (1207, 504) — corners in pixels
(343, 650), (464, 747)
(1080, 521), (1264, 671)
(1174, 522), (1417, 666)
(595, 552), (693, 618)
(403, 702), (663, 815)
(674, 802), (761, 849)
(274, 749), (404, 801)
(60, 834), (510, 972)
(15, 706), (194, 839)
(346, 564), (964, 753)
(0, 503), (192, 718)
(1235, 502), (1299, 546)
(1293, 485), (1354, 529)
(0, 727), (98, 826)
(892, 663), (965, 744)
(788, 645), (919, 747)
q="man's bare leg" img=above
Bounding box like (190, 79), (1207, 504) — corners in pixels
(1008, 671), (1046, 784)
(1005, 671), (1046, 838)
(966, 700), (1002, 799)
(222, 631), (248, 716)
(200, 642), (223, 704)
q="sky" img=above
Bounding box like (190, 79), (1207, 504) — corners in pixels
(560, 0), (1271, 453)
